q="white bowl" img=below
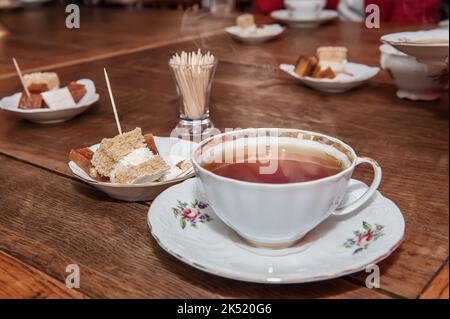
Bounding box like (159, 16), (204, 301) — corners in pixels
(0, 79), (99, 124)
(379, 44), (448, 101)
(68, 136), (196, 202)
(380, 29), (449, 65)
(271, 9), (338, 29)
(225, 24), (285, 44)
(280, 63), (380, 93)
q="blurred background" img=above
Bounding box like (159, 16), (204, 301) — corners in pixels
(0, 0), (250, 12)
(0, 0), (448, 22)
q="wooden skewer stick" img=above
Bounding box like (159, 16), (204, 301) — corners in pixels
(12, 58), (30, 97)
(103, 68), (122, 135)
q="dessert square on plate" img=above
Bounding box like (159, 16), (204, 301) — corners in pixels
(0, 78), (99, 124)
(68, 129), (196, 201)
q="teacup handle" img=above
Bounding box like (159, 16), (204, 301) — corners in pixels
(332, 157), (382, 216)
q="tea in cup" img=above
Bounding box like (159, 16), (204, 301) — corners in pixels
(192, 128), (382, 248)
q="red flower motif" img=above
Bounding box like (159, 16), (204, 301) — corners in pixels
(357, 232), (373, 246)
(344, 222), (384, 254)
(183, 208), (199, 221)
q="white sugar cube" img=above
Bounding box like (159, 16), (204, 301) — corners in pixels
(42, 87), (76, 109)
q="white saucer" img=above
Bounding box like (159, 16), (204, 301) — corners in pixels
(280, 63), (380, 93)
(381, 29), (449, 65)
(271, 10), (338, 29)
(69, 136), (196, 202)
(225, 24), (285, 44)
(148, 178), (405, 284)
(0, 79), (99, 124)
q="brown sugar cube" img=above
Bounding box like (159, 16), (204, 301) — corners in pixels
(294, 56), (318, 77)
(27, 83), (49, 94)
(144, 133), (159, 155)
(18, 92), (44, 109)
(69, 148), (94, 176)
(311, 63), (323, 78)
(72, 147), (94, 161)
(317, 67), (336, 79)
(67, 82), (87, 103)
(69, 148), (109, 182)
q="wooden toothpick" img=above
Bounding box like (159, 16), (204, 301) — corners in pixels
(12, 58), (30, 97)
(103, 68), (122, 135)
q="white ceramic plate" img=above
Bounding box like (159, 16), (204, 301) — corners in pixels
(148, 178), (405, 284)
(280, 63), (380, 93)
(380, 29), (449, 65)
(225, 24), (285, 44)
(0, 79), (99, 124)
(270, 10), (338, 29)
(68, 136), (196, 202)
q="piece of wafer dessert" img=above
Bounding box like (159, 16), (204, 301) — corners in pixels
(294, 54), (336, 79)
(69, 128), (193, 184)
(70, 128), (169, 184)
(17, 71), (89, 110)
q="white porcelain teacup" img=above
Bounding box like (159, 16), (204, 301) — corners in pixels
(285, 0), (326, 19)
(380, 44), (448, 101)
(192, 128), (382, 248)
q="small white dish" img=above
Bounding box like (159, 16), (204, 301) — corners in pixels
(148, 178), (405, 284)
(271, 10), (338, 29)
(225, 24), (285, 44)
(0, 79), (98, 124)
(68, 136), (196, 202)
(380, 44), (448, 101)
(280, 63), (380, 93)
(380, 29), (449, 65)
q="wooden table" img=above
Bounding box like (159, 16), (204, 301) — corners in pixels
(0, 5), (237, 79)
(0, 5), (448, 299)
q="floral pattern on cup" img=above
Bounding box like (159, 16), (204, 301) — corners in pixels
(172, 199), (212, 229)
(343, 221), (384, 254)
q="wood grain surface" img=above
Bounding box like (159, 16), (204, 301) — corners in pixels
(0, 4), (239, 79)
(0, 250), (85, 299)
(420, 262), (449, 299)
(0, 7), (448, 299)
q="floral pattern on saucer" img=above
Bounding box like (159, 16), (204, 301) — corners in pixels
(343, 221), (384, 254)
(172, 199), (212, 229)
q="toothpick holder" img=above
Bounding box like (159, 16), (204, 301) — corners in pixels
(169, 60), (218, 139)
